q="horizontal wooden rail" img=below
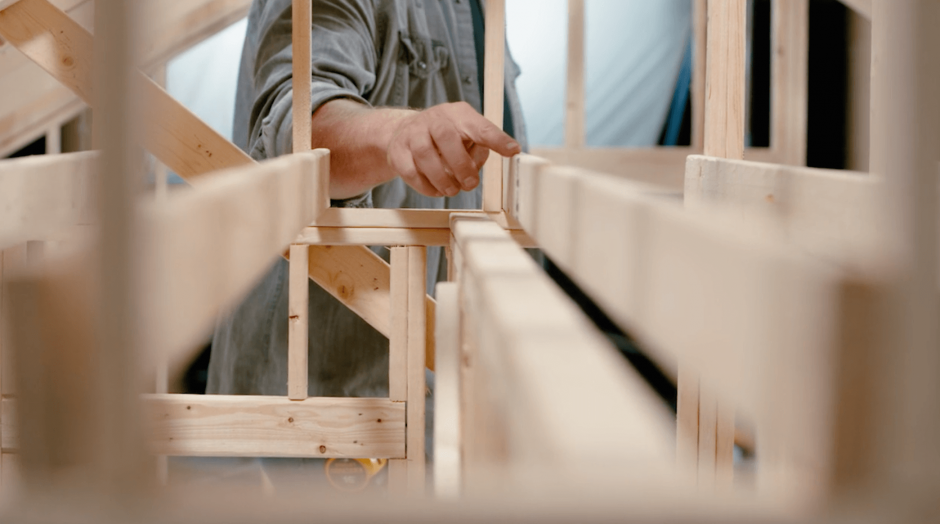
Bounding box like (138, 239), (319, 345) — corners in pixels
(450, 216), (673, 474)
(138, 151), (329, 366)
(684, 154), (887, 273)
(0, 152), (96, 250)
(2, 395), (405, 458)
(511, 155), (850, 491)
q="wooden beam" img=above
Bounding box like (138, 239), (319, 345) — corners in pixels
(691, 0), (707, 150)
(3, 395), (405, 458)
(287, 244), (309, 401)
(703, 0), (747, 159)
(291, 0), (311, 155)
(137, 151), (328, 368)
(482, 0), (505, 212)
(565, 0), (585, 148)
(0, 152), (97, 250)
(0, 0), (441, 372)
(406, 246), (427, 494)
(452, 218), (674, 474)
(771, 0), (809, 166)
(387, 246), (408, 495)
(514, 155), (850, 492)
(684, 155), (885, 272)
(137, 0), (252, 68)
(433, 282), (461, 498)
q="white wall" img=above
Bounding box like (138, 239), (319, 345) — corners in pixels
(166, 1), (691, 149)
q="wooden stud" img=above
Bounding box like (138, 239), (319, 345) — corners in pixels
(287, 244), (309, 401)
(770, 0), (809, 166)
(44, 124), (60, 154)
(482, 0), (505, 212)
(691, 0), (707, 151)
(565, 0), (586, 149)
(675, 365), (700, 476)
(291, 0), (311, 155)
(406, 246), (427, 496)
(388, 247), (409, 496)
(696, 385), (718, 488)
(433, 282), (460, 499)
(703, 0), (747, 160)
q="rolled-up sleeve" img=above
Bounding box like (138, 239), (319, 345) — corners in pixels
(243, 0), (378, 161)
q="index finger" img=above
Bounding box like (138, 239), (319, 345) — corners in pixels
(449, 106), (521, 158)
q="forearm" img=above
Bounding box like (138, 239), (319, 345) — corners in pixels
(310, 99), (414, 200)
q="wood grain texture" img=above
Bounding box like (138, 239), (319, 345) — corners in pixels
(691, 0), (707, 150)
(299, 227), (452, 246)
(482, 0), (505, 212)
(291, 0), (311, 154)
(0, 152), (97, 251)
(137, 151), (327, 368)
(565, 0), (585, 148)
(4, 396), (405, 458)
(452, 218), (674, 474)
(406, 246), (427, 494)
(771, 0), (809, 166)
(389, 247), (408, 403)
(703, 0), (747, 159)
(287, 244), (309, 401)
(433, 282), (461, 499)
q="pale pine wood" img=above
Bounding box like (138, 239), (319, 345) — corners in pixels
(389, 247), (408, 403)
(684, 155), (886, 273)
(771, 0), (809, 166)
(452, 218), (674, 479)
(291, 0), (311, 155)
(482, 0), (505, 212)
(299, 227), (452, 246)
(388, 247), (409, 496)
(716, 402), (735, 489)
(703, 0), (747, 159)
(565, 0), (585, 148)
(287, 244), (309, 401)
(2, 395), (405, 458)
(0, 0), (441, 372)
(0, 246), (26, 398)
(0, 152), (97, 251)
(433, 282), (460, 499)
(531, 147), (690, 191)
(675, 365), (699, 474)
(44, 124), (60, 154)
(697, 387), (717, 487)
(406, 246), (427, 495)
(137, 0), (252, 68)
(691, 0), (707, 150)
(137, 151), (327, 369)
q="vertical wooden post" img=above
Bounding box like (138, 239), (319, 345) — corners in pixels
(292, 0), (312, 154)
(675, 365), (700, 475)
(565, 0), (586, 149)
(703, 0), (747, 160)
(406, 246), (427, 496)
(688, 0), (747, 491)
(387, 247), (409, 495)
(871, 0), (940, 501)
(287, 244), (309, 400)
(482, 0), (506, 212)
(433, 282), (461, 499)
(45, 125), (61, 155)
(771, 0), (809, 166)
(691, 0), (707, 151)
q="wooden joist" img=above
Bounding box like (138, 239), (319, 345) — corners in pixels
(684, 155), (886, 272)
(451, 216), (674, 476)
(0, 152), (96, 250)
(2, 395), (405, 458)
(512, 155), (850, 495)
(0, 0), (445, 370)
(137, 150), (329, 368)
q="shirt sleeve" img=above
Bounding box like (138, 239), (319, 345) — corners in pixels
(244, 0), (378, 161)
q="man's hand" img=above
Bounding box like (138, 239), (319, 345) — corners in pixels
(310, 99), (520, 200)
(386, 102), (521, 197)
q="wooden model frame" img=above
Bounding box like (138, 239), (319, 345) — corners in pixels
(1, 1), (937, 522)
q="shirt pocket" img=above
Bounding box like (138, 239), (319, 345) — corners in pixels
(398, 32), (450, 80)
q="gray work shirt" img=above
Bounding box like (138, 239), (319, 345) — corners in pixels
(207, 0), (526, 398)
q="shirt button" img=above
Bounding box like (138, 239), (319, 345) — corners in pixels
(463, 75), (472, 84)
(418, 61), (427, 70)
